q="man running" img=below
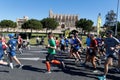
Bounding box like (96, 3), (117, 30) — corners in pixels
(45, 32), (65, 73)
(98, 30), (120, 80)
(0, 34), (8, 66)
(8, 34), (23, 69)
(18, 35), (23, 54)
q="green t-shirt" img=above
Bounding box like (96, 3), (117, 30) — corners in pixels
(48, 38), (56, 54)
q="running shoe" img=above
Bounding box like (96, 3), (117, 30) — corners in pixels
(61, 61), (66, 69)
(93, 70), (98, 73)
(45, 71), (52, 74)
(9, 63), (14, 69)
(16, 64), (23, 69)
(98, 75), (106, 80)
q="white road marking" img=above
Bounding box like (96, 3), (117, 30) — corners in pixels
(28, 51), (47, 53)
(18, 57), (46, 61)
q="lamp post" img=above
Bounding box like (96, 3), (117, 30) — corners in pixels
(115, 0), (119, 36)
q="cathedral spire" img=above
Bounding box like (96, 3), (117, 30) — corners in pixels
(49, 9), (53, 18)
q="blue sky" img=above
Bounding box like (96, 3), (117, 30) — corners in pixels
(0, 0), (119, 26)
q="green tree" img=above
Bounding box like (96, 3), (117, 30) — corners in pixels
(104, 10), (117, 31)
(117, 21), (120, 32)
(22, 19), (43, 30)
(0, 20), (16, 28)
(41, 18), (59, 30)
(0, 20), (16, 32)
(75, 18), (94, 32)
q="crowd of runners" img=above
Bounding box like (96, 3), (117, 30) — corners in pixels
(0, 30), (119, 80)
(45, 30), (120, 80)
(0, 33), (30, 69)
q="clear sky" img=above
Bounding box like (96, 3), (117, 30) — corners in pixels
(0, 0), (119, 26)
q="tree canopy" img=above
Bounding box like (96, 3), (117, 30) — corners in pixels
(0, 20), (16, 28)
(22, 19), (43, 30)
(104, 10), (117, 27)
(41, 18), (59, 30)
(75, 18), (94, 32)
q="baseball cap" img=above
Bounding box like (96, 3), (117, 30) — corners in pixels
(8, 33), (15, 38)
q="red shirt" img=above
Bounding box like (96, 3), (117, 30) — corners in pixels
(90, 39), (97, 49)
(56, 40), (60, 46)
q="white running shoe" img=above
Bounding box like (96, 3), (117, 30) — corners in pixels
(9, 63), (14, 69)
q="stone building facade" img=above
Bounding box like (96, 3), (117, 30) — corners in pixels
(16, 16), (29, 28)
(49, 10), (79, 29)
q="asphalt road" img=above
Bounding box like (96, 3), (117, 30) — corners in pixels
(0, 46), (120, 80)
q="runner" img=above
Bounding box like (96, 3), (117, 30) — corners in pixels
(8, 33), (23, 69)
(0, 34), (8, 66)
(60, 36), (65, 52)
(96, 35), (105, 57)
(18, 35), (23, 54)
(2, 35), (8, 56)
(69, 34), (75, 58)
(45, 32), (65, 73)
(83, 33), (91, 65)
(55, 37), (60, 50)
(83, 34), (100, 73)
(65, 37), (69, 52)
(98, 30), (120, 80)
(72, 32), (82, 63)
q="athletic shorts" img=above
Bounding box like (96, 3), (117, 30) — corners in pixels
(73, 46), (80, 52)
(98, 46), (104, 52)
(9, 51), (16, 57)
(88, 48), (97, 56)
(18, 44), (22, 48)
(107, 54), (117, 60)
(46, 53), (56, 61)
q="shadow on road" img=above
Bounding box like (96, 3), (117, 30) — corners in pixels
(0, 70), (9, 73)
(22, 65), (46, 73)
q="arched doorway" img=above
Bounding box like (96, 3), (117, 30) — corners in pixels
(61, 24), (65, 29)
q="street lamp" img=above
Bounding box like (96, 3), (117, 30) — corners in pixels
(115, 0), (119, 36)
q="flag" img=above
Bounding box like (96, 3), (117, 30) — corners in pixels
(97, 13), (102, 36)
(65, 29), (70, 38)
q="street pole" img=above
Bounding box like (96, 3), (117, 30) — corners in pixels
(115, 0), (119, 36)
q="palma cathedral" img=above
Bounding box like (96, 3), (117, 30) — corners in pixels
(49, 10), (79, 29)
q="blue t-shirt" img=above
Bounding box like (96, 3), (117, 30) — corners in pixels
(0, 41), (3, 59)
(60, 39), (65, 45)
(73, 38), (80, 50)
(65, 39), (69, 46)
(96, 38), (102, 45)
(86, 37), (91, 46)
(8, 39), (17, 51)
(0, 41), (3, 54)
(105, 37), (120, 55)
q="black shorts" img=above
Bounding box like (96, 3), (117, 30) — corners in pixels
(46, 53), (56, 61)
(60, 44), (65, 51)
(107, 54), (117, 60)
(73, 47), (79, 52)
(88, 48), (97, 56)
(98, 46), (104, 52)
(18, 44), (22, 48)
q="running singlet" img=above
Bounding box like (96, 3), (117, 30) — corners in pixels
(48, 38), (56, 54)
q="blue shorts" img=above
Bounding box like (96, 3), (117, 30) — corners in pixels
(9, 51), (16, 57)
(0, 52), (3, 60)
